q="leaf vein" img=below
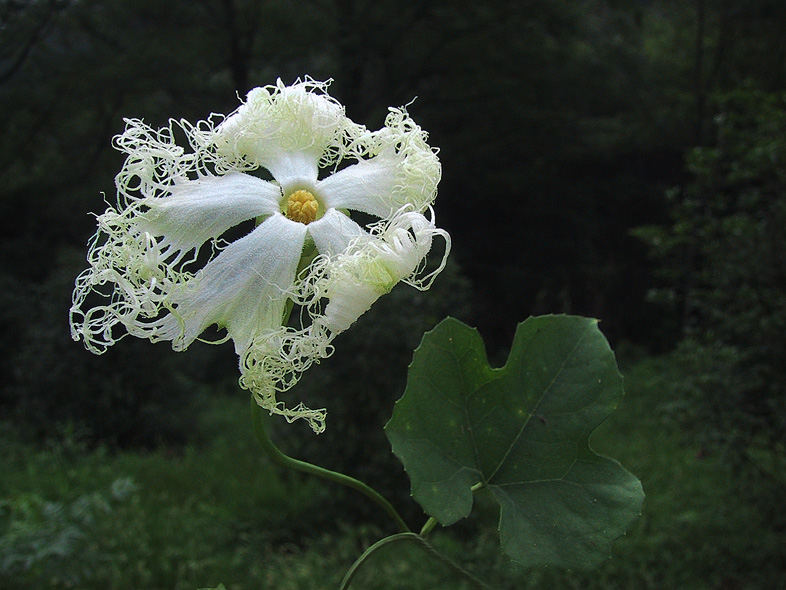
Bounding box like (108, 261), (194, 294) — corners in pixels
(486, 323), (593, 483)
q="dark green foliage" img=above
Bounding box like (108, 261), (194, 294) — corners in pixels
(635, 87), (786, 471)
(2, 360), (785, 589)
(0, 397), (328, 590)
(0, 477), (137, 585)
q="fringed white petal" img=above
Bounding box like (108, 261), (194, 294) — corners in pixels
(143, 214), (307, 354)
(139, 172), (282, 255)
(113, 118), (204, 203)
(70, 206), (186, 354)
(316, 153), (400, 218)
(213, 78), (350, 174)
(241, 324), (333, 434)
(318, 107), (441, 217)
(304, 208), (451, 335)
(306, 208), (366, 257)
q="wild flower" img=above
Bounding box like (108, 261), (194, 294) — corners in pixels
(70, 78), (449, 432)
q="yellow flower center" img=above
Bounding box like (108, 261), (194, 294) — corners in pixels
(286, 189), (320, 224)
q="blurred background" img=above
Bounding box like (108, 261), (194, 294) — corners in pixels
(1, 0), (785, 588)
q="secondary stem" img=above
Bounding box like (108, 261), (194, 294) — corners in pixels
(250, 399), (410, 533)
(339, 532), (493, 590)
(420, 516), (438, 537)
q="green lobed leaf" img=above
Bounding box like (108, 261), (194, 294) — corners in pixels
(385, 315), (644, 570)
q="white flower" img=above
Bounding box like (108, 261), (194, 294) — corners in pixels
(70, 78), (450, 432)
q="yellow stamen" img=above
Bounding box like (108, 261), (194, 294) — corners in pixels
(286, 190), (319, 224)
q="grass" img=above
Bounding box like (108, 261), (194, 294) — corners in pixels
(2, 358), (785, 589)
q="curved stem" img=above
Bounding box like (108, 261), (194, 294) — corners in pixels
(250, 399), (409, 533)
(339, 532), (492, 590)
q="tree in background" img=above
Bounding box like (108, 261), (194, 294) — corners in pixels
(3, 0), (785, 447)
(636, 87), (786, 479)
(632, 0), (786, 476)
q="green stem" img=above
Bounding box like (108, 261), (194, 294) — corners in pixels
(420, 516), (438, 537)
(250, 399), (409, 533)
(339, 532), (493, 590)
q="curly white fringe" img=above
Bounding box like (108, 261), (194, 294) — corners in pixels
(70, 77), (449, 433)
